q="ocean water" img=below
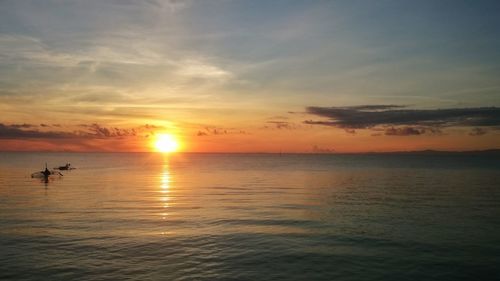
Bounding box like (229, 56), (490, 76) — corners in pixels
(0, 152), (499, 281)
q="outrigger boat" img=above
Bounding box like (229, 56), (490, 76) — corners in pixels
(31, 163), (63, 180)
(54, 163), (75, 170)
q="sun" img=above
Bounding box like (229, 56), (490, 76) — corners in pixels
(154, 134), (180, 153)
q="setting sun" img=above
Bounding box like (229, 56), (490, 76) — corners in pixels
(154, 134), (180, 153)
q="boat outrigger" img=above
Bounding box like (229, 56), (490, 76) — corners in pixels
(31, 163), (63, 180)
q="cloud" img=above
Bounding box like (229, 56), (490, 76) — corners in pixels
(312, 145), (334, 153)
(90, 124), (132, 138)
(176, 60), (232, 80)
(384, 126), (423, 136)
(305, 105), (500, 129)
(266, 121), (293, 129)
(9, 123), (36, 129)
(0, 123), (158, 140)
(196, 126), (247, 137)
(267, 115), (289, 120)
(70, 92), (133, 103)
(341, 105), (405, 111)
(0, 123), (77, 139)
(469, 127), (487, 136)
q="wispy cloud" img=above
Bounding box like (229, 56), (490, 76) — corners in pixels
(196, 126), (246, 137)
(265, 121), (294, 130)
(176, 59), (232, 80)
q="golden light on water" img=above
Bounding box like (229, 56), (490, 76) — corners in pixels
(160, 167), (170, 203)
(154, 134), (180, 153)
(159, 164), (172, 235)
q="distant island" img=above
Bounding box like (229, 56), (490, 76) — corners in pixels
(337, 149), (500, 155)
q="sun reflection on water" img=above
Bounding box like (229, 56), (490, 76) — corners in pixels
(160, 164), (170, 221)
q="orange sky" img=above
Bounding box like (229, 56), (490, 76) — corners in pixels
(1, 1), (499, 152)
(0, 122), (498, 153)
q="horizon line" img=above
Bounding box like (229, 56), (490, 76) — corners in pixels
(1, 149), (499, 155)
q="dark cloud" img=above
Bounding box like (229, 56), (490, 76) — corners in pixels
(0, 123), (158, 140)
(364, 125), (442, 137)
(305, 105), (500, 129)
(342, 105), (405, 111)
(196, 126), (246, 137)
(76, 123), (133, 138)
(0, 123), (74, 139)
(303, 120), (338, 126)
(469, 127), (487, 136)
(385, 127), (423, 136)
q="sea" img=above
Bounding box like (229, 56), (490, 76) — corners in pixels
(0, 152), (499, 281)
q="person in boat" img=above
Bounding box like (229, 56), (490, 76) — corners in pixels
(31, 164), (62, 182)
(42, 164), (51, 179)
(57, 163), (71, 170)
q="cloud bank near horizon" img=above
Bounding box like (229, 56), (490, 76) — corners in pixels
(0, 123), (161, 140)
(305, 105), (500, 136)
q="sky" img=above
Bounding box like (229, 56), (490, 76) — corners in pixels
(1, 0), (499, 152)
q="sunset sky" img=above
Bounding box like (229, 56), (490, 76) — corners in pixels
(1, 0), (499, 152)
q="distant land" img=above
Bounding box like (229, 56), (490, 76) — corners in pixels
(337, 149), (500, 156)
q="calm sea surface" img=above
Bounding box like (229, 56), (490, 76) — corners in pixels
(0, 152), (499, 280)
